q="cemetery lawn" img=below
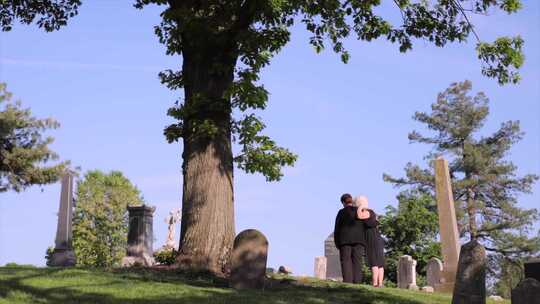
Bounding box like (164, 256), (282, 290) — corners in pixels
(0, 266), (508, 304)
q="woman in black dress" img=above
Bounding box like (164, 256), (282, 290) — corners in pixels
(355, 196), (385, 287)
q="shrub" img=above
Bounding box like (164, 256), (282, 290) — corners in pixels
(72, 170), (144, 267)
(45, 246), (54, 266)
(4, 263), (35, 268)
(154, 249), (178, 265)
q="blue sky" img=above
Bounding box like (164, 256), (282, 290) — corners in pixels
(1, 1), (538, 275)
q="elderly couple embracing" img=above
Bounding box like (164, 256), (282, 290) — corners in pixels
(333, 193), (385, 287)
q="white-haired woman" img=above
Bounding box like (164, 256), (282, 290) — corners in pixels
(355, 196), (385, 287)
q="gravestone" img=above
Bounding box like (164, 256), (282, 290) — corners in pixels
(421, 286), (434, 293)
(314, 256), (327, 279)
(524, 258), (540, 281)
(487, 295), (503, 302)
(511, 278), (540, 304)
(230, 229), (268, 289)
(451, 240), (486, 304)
(49, 172), (77, 266)
(426, 257), (443, 289)
(397, 255), (417, 289)
(325, 233), (342, 280)
(434, 157), (461, 293)
(121, 205), (155, 267)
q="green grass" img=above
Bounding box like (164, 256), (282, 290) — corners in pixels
(0, 266), (508, 304)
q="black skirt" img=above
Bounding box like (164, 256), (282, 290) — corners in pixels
(365, 227), (385, 267)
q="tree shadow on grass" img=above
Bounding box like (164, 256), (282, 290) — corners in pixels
(0, 267), (436, 304)
(261, 277), (437, 304)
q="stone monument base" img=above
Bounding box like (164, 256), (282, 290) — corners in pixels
(434, 282), (455, 293)
(49, 248), (76, 267)
(433, 269), (456, 293)
(121, 253), (155, 267)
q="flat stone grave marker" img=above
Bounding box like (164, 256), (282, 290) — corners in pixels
(230, 229), (268, 289)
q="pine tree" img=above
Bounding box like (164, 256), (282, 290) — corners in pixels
(384, 80), (539, 261)
(489, 255), (524, 298)
(72, 170), (144, 268)
(0, 83), (68, 193)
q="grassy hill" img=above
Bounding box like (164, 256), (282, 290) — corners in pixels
(0, 266), (508, 304)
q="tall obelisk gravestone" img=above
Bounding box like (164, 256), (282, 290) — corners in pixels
(49, 172), (77, 266)
(434, 157), (460, 292)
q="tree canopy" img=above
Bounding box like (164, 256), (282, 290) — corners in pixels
(0, 0), (81, 32)
(131, 0), (528, 182)
(0, 83), (69, 193)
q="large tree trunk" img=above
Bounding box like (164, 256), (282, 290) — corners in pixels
(176, 34), (238, 274)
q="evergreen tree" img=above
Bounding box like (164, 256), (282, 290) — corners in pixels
(489, 255), (524, 298)
(0, 83), (68, 193)
(384, 80), (539, 261)
(379, 191), (441, 283)
(72, 170), (144, 268)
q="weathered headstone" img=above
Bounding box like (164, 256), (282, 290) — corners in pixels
(434, 157), (461, 293)
(421, 286), (435, 293)
(230, 229), (268, 289)
(426, 257), (443, 289)
(325, 233), (342, 280)
(121, 205), (155, 267)
(397, 255), (417, 289)
(49, 172), (76, 267)
(314, 256), (327, 279)
(524, 258), (540, 282)
(487, 295), (503, 302)
(451, 240), (486, 304)
(511, 278), (540, 304)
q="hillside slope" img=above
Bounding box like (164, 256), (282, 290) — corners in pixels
(0, 266), (507, 304)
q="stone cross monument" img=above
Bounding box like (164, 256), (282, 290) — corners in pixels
(49, 172), (77, 266)
(434, 157), (461, 292)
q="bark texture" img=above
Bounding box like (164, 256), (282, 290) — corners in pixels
(176, 29), (238, 274)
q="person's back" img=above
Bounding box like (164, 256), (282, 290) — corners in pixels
(334, 205), (366, 248)
(333, 193), (367, 284)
